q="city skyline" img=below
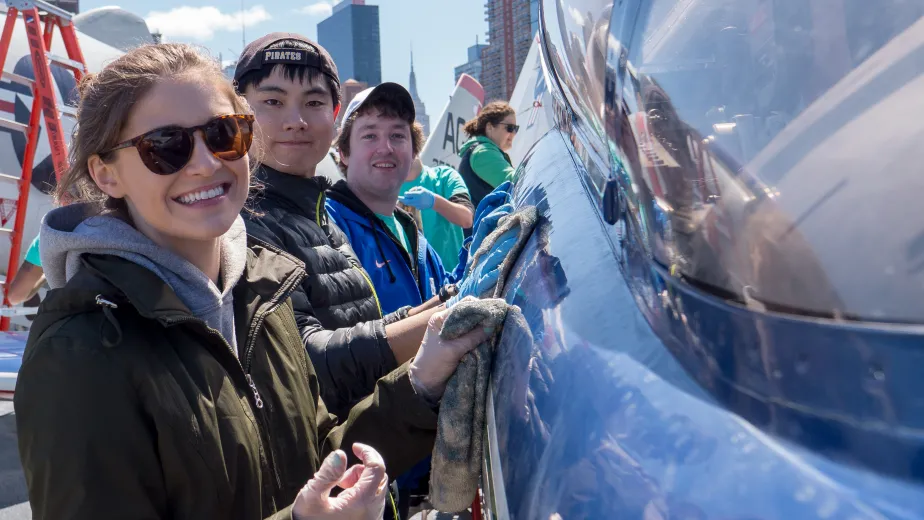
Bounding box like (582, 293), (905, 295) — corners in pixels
(75, 0), (491, 127)
(454, 39), (488, 84)
(482, 0), (539, 102)
(409, 49), (430, 137)
(318, 0), (382, 86)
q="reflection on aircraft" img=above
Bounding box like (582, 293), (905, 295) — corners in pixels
(478, 0), (924, 517)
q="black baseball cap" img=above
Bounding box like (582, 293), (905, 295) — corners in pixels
(233, 32), (340, 87)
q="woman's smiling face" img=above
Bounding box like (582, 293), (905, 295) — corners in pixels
(90, 74), (251, 251)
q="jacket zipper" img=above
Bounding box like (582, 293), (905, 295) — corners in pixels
(370, 213), (426, 301)
(162, 315), (278, 494)
(391, 224), (425, 301)
(317, 191), (389, 313)
(240, 268), (305, 496)
(163, 316), (259, 404)
(404, 217), (420, 282)
(354, 265), (383, 317)
(334, 186), (417, 279)
(245, 374), (264, 408)
(380, 217), (418, 279)
(315, 192), (324, 224)
(161, 268), (303, 501)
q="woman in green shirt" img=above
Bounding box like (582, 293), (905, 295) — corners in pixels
(457, 101), (518, 208)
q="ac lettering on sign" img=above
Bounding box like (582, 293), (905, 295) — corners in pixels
(441, 112), (468, 154)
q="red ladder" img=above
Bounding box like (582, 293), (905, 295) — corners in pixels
(0, 0), (85, 330)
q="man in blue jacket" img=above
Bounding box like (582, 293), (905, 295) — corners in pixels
(326, 82), (458, 517)
(327, 83), (451, 315)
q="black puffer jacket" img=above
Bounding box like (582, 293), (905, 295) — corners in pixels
(244, 166), (397, 417)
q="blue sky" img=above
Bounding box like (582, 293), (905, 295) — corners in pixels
(81, 0), (487, 122)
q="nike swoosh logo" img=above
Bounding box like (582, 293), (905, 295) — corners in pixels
(376, 260), (389, 268)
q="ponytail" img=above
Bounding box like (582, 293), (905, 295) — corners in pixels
(463, 101), (515, 136)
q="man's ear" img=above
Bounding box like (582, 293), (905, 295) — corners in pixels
(338, 147), (349, 168)
(88, 154), (127, 199)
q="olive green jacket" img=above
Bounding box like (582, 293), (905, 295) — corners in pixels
(15, 240), (437, 520)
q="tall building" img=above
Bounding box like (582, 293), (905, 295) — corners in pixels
(408, 50), (430, 138)
(481, 0), (538, 102)
(338, 79), (369, 125)
(454, 38), (489, 83)
(318, 0), (382, 86)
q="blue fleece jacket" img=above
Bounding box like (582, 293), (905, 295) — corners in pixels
(326, 181), (450, 315)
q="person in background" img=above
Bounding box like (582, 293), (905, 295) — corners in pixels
(6, 234), (44, 306)
(235, 33), (447, 418)
(399, 157), (474, 272)
(15, 42), (488, 520)
(458, 101), (518, 208)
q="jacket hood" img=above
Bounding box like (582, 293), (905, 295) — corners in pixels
(40, 203), (247, 334)
(326, 180), (381, 221)
(327, 180), (420, 233)
(459, 135), (497, 156)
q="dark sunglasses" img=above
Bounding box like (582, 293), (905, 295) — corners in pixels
(102, 114), (255, 175)
(503, 123), (520, 134)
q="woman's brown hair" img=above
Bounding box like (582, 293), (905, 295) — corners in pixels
(56, 43), (251, 212)
(462, 101), (515, 137)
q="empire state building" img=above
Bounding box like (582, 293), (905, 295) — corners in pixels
(409, 49), (430, 138)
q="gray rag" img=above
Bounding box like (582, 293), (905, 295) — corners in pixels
(429, 206), (538, 513)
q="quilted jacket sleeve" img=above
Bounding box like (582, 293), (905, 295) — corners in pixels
(244, 210), (398, 417)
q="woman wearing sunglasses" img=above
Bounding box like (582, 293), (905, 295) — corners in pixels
(458, 101), (519, 209)
(14, 43), (488, 520)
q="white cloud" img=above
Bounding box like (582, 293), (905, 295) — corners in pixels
(145, 5), (272, 41)
(297, 1), (334, 17)
(568, 6), (586, 27)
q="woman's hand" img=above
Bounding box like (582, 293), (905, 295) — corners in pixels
(292, 443), (388, 520)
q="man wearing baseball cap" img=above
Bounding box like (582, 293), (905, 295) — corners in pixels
(326, 83), (451, 320)
(325, 81), (459, 520)
(234, 34), (446, 421)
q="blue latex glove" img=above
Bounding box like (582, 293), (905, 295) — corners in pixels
(448, 227), (519, 307)
(398, 186), (436, 210)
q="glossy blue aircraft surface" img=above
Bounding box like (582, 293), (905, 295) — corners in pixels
(480, 0), (924, 517)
